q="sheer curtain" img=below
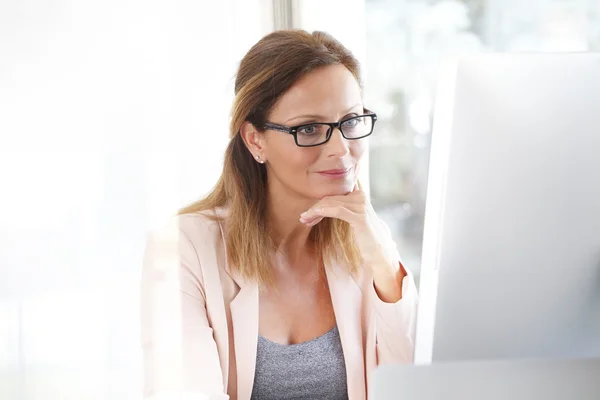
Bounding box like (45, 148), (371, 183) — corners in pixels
(0, 1), (272, 398)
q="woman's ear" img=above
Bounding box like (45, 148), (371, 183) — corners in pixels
(239, 121), (267, 163)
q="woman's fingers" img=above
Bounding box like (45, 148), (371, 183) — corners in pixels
(299, 182), (366, 226)
(300, 205), (358, 226)
(300, 216), (324, 227)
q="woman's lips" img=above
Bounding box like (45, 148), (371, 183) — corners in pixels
(317, 167), (351, 179)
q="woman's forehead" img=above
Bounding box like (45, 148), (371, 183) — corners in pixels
(270, 65), (362, 122)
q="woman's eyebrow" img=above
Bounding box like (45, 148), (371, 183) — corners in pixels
(284, 113), (324, 124)
(283, 103), (362, 124)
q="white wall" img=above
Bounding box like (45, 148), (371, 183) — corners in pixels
(0, 1), (273, 398)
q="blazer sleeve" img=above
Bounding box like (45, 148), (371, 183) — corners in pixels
(369, 219), (419, 365)
(140, 219), (229, 400)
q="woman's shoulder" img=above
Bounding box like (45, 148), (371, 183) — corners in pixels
(146, 207), (229, 253)
(142, 208), (232, 302)
(175, 206), (230, 244)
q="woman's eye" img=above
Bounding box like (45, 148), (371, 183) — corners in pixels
(343, 118), (359, 128)
(299, 125), (317, 135)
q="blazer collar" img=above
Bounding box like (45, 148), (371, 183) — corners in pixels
(228, 263), (366, 399)
(325, 258), (367, 400)
(229, 281), (259, 399)
(214, 206), (247, 289)
(217, 208), (257, 399)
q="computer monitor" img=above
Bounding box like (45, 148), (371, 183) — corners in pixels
(414, 53), (600, 363)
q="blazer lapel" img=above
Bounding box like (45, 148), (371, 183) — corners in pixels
(325, 260), (366, 400)
(228, 262), (366, 400)
(228, 266), (259, 400)
(217, 209), (259, 400)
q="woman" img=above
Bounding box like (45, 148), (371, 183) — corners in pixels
(141, 29), (418, 400)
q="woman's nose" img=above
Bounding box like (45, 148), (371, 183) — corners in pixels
(324, 127), (350, 157)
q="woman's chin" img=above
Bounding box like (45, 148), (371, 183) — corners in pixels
(316, 181), (354, 197)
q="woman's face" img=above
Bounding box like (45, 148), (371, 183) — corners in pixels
(257, 64), (367, 200)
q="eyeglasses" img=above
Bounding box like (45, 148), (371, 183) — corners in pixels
(262, 109), (377, 147)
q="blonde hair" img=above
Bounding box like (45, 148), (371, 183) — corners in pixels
(179, 30), (363, 286)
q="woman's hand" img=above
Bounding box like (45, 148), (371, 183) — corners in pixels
(299, 185), (407, 302)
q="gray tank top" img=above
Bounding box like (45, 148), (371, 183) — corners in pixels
(250, 325), (349, 400)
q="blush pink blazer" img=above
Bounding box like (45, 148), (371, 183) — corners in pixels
(141, 208), (418, 400)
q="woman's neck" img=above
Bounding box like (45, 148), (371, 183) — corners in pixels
(266, 183), (316, 262)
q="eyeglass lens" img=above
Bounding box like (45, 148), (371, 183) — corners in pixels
(296, 115), (373, 146)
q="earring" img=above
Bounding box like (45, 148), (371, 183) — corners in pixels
(255, 155), (264, 164)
